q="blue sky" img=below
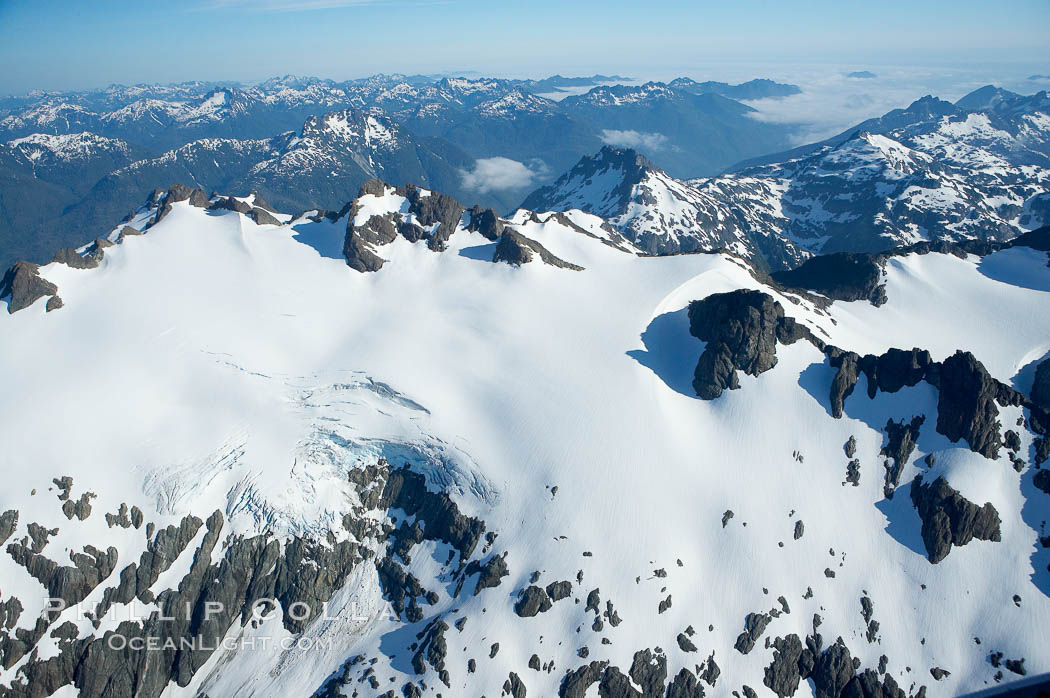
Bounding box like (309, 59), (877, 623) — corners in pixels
(1, 0), (1048, 95)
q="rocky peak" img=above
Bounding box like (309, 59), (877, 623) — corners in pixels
(520, 146), (658, 218)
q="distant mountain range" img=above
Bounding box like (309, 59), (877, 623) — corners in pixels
(525, 86), (1050, 270)
(3, 76), (1048, 276)
(0, 73), (805, 270)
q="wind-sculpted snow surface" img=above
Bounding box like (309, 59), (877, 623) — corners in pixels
(0, 191), (1049, 696)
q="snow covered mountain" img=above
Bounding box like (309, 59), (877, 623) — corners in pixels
(524, 89), (1050, 269)
(0, 108), (476, 272)
(0, 180), (1048, 697)
(0, 73), (802, 270)
(521, 146), (809, 269)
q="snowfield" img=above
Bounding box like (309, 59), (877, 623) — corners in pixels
(0, 196), (1047, 697)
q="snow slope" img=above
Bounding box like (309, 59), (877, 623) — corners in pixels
(0, 195), (1048, 697)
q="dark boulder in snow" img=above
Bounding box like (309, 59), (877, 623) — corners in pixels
(546, 580), (573, 602)
(734, 612), (772, 654)
(514, 585), (553, 617)
(503, 671), (526, 697)
(469, 552), (509, 595)
(910, 474), (1001, 563)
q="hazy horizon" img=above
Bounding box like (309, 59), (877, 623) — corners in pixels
(2, 0), (1048, 97)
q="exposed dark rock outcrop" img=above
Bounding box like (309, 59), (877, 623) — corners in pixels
(559, 661), (609, 698)
(825, 345), (1024, 463)
(688, 290), (816, 400)
(1035, 469), (1050, 495)
(764, 634), (805, 697)
(150, 183), (211, 227)
(935, 351), (1008, 459)
(51, 247), (100, 270)
(503, 671), (527, 697)
(1, 261), (58, 313)
(467, 551), (509, 595)
(492, 229), (583, 270)
(248, 207), (282, 226)
(771, 252), (886, 306)
(810, 638), (857, 698)
(411, 617), (449, 677)
(403, 185), (464, 251)
(666, 668), (705, 698)
(827, 347), (932, 417)
(627, 649), (667, 697)
(379, 466), (485, 558)
(344, 230), (386, 272)
(208, 195), (252, 215)
(880, 416), (924, 498)
(827, 349), (861, 419)
(1031, 358), (1050, 410)
(911, 475), (1001, 563)
(1, 455), (493, 698)
(515, 585), (553, 617)
(676, 633), (697, 653)
(466, 206), (505, 240)
(0, 510), (18, 546)
(734, 612), (772, 655)
(341, 181), (467, 272)
(546, 580), (573, 602)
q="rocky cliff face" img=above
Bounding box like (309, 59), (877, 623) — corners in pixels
(687, 289), (817, 399)
(0, 457), (495, 698)
(911, 475), (1002, 563)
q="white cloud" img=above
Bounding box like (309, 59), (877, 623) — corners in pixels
(736, 63), (1049, 146)
(459, 157), (538, 193)
(599, 129), (669, 150)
